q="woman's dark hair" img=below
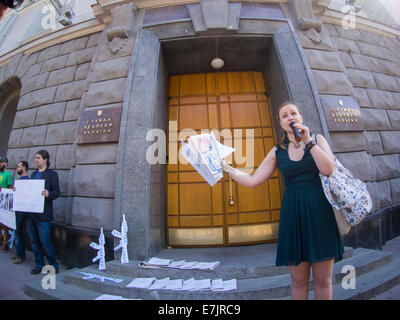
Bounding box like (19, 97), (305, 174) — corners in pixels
(35, 149), (50, 168)
(18, 160), (29, 171)
(276, 101), (303, 150)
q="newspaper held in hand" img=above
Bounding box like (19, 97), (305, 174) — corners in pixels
(181, 133), (235, 187)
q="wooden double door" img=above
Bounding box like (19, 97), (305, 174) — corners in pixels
(167, 72), (282, 247)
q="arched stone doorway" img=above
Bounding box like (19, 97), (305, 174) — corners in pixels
(115, 3), (330, 259)
(0, 77), (21, 157)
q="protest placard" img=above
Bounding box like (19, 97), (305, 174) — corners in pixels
(0, 188), (15, 229)
(13, 179), (45, 213)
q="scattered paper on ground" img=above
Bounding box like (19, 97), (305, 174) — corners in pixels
(140, 257), (220, 270)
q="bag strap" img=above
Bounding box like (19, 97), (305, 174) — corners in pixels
(311, 133), (316, 144)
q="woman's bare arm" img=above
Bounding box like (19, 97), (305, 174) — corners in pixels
(221, 147), (277, 188)
(308, 134), (335, 176)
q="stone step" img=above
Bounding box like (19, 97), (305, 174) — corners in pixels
(331, 256), (400, 300)
(332, 247), (393, 283)
(105, 246), (354, 280)
(42, 247), (385, 300)
(275, 251), (399, 300)
(62, 267), (292, 300)
(26, 246), (396, 300)
(105, 259), (290, 280)
(24, 272), (104, 300)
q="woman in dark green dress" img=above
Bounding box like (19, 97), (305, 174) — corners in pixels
(221, 101), (344, 300)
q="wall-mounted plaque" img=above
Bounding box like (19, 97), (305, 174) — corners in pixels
(77, 106), (122, 144)
(320, 96), (364, 132)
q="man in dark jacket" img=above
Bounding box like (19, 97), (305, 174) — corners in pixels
(26, 150), (60, 274)
(12, 161), (30, 264)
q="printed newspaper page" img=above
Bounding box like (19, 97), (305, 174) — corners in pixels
(0, 188), (16, 229)
(181, 133), (234, 186)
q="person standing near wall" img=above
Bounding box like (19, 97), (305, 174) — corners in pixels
(0, 156), (13, 251)
(26, 150), (60, 274)
(12, 160), (29, 264)
(221, 102), (344, 300)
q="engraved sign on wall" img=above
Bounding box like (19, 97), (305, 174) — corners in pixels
(320, 96), (364, 132)
(77, 106), (122, 144)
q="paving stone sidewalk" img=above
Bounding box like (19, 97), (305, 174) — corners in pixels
(0, 248), (67, 300)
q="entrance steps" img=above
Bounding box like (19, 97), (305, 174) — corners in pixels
(24, 243), (400, 300)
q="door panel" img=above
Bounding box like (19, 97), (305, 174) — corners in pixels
(167, 72), (282, 247)
(230, 102), (261, 128)
(179, 105), (208, 130)
(179, 183), (212, 215)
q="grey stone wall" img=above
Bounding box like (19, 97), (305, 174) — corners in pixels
(1, 4), (142, 254)
(0, 28), (131, 231)
(296, 22), (400, 212)
(1, 33), (101, 224)
(65, 31), (135, 231)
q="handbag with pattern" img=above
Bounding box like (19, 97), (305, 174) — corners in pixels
(319, 157), (373, 227)
(312, 135), (373, 230)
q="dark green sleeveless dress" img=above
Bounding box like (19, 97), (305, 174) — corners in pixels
(275, 138), (344, 266)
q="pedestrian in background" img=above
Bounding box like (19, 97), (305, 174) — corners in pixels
(12, 160), (29, 264)
(0, 156), (13, 251)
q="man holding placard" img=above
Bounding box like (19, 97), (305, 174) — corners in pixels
(25, 150), (60, 275)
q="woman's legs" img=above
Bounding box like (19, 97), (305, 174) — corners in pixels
(312, 259), (334, 300)
(290, 262), (311, 300)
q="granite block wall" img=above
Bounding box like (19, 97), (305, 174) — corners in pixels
(0, 28), (129, 231)
(296, 22), (400, 213)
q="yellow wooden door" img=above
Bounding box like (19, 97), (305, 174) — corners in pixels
(167, 72), (282, 247)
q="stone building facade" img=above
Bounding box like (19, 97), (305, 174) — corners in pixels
(0, 0), (399, 267)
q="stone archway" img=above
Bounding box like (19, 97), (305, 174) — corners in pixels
(115, 3), (330, 260)
(0, 77), (21, 157)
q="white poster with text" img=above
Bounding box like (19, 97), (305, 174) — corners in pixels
(13, 179), (45, 213)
